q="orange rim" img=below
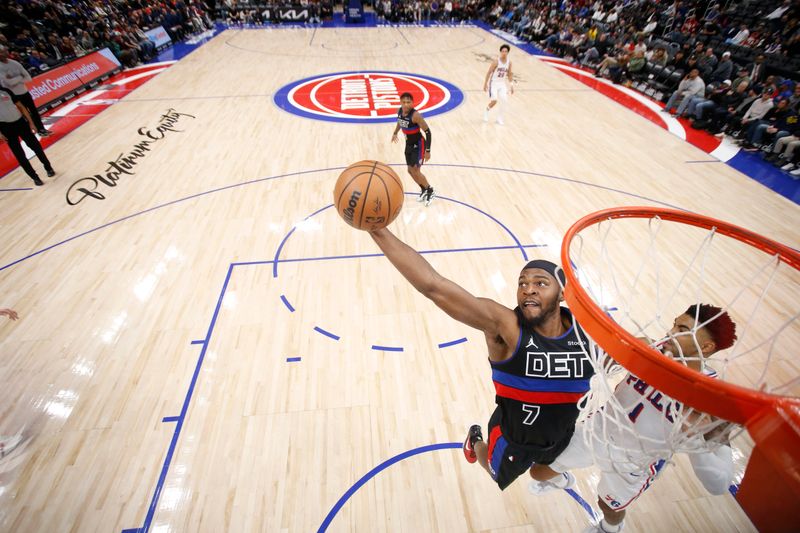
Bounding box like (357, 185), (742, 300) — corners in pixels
(560, 207), (800, 425)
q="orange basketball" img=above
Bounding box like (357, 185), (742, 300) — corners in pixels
(333, 160), (404, 231)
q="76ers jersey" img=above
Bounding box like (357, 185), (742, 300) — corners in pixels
(491, 57), (510, 84)
(605, 366), (718, 459)
(491, 307), (596, 448)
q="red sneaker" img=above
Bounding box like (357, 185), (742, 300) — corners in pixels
(463, 424), (483, 464)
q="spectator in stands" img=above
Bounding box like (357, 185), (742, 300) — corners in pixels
(766, 123), (800, 168)
(766, 1), (792, 22)
(0, 45), (50, 137)
(708, 51), (733, 88)
(740, 96), (790, 149)
(42, 34), (63, 66)
(696, 47), (718, 79)
(647, 47), (668, 66)
(663, 68), (705, 116)
(728, 91), (774, 136)
(695, 80), (750, 131)
(684, 80), (731, 121)
(580, 32), (613, 67)
(671, 50), (690, 70)
(746, 54), (767, 86)
(726, 23), (750, 44)
(732, 67), (751, 91)
(744, 98), (798, 152)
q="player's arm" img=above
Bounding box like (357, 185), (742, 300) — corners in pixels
(391, 121), (401, 143)
(484, 60), (497, 91)
(507, 62), (514, 93)
(688, 444), (734, 495)
(413, 112), (431, 160)
(369, 227), (517, 339)
(15, 102), (35, 133)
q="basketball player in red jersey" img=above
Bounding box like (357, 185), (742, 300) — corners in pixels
(368, 226), (596, 491)
(392, 92), (435, 206)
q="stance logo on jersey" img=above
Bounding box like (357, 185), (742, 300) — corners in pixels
(274, 71), (464, 123)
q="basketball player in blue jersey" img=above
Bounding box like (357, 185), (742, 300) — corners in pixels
(483, 44), (513, 125)
(392, 92), (435, 206)
(368, 226), (596, 491)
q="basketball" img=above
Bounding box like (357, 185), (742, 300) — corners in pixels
(333, 160), (404, 231)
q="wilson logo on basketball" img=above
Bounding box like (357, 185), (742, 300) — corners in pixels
(274, 71), (464, 123)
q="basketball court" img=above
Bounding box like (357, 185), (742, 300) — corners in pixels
(0, 25), (797, 532)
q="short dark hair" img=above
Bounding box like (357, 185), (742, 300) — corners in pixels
(500, 44), (510, 52)
(684, 303), (737, 351)
(400, 92), (413, 101)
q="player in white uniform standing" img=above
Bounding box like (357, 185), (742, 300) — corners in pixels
(527, 303), (738, 533)
(483, 44), (514, 125)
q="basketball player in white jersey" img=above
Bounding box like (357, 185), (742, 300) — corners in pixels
(527, 303), (738, 533)
(483, 44), (514, 125)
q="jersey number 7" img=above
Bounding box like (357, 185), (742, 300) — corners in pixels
(522, 404), (541, 425)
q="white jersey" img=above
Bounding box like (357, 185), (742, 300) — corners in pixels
(491, 57), (510, 85)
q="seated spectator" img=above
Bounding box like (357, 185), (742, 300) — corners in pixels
(765, 123), (800, 168)
(707, 51), (733, 88)
(647, 47), (668, 66)
(725, 90), (774, 137)
(696, 47), (718, 80)
(732, 68), (752, 91)
(684, 80), (732, 121)
(726, 23), (750, 44)
(694, 80), (751, 131)
(741, 97), (792, 150)
(663, 68), (706, 116)
(580, 32), (613, 67)
(626, 49), (647, 79)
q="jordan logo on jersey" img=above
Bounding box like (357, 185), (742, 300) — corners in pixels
(526, 337), (539, 349)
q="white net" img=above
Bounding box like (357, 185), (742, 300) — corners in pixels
(564, 213), (800, 476)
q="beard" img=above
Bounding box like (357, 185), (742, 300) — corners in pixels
(516, 297), (562, 329)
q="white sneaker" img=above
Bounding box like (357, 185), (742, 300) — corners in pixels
(483, 109), (489, 122)
(496, 117), (505, 125)
(424, 187), (435, 206)
(791, 167), (800, 177)
(528, 471), (576, 495)
(781, 162), (795, 170)
(583, 520), (625, 533)
(417, 189), (427, 202)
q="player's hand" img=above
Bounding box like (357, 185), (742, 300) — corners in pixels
(483, 85), (488, 92)
(0, 308), (19, 321)
(391, 133), (398, 143)
(424, 151), (430, 162)
(510, 84), (515, 95)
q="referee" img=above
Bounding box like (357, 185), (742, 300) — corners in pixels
(0, 84), (55, 186)
(0, 45), (50, 137)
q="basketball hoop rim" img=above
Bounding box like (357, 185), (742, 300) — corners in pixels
(560, 206), (800, 426)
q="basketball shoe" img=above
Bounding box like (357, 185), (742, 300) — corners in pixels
(423, 187), (435, 206)
(583, 519), (624, 533)
(527, 471), (576, 494)
(463, 424), (483, 463)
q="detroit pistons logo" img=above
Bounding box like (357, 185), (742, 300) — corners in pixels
(274, 71), (464, 123)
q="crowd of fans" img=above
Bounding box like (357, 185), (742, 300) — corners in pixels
(0, 0), (214, 70)
(482, 0), (800, 176)
(220, 0), (334, 25)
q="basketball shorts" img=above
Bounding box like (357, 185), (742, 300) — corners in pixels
(488, 81), (509, 101)
(404, 139), (426, 167)
(549, 423), (667, 511)
(486, 407), (574, 490)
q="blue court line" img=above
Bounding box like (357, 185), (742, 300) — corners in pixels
(0, 188), (33, 192)
(190, 339), (205, 345)
(123, 263), (235, 533)
(238, 243), (545, 269)
(0, 163), (693, 273)
(371, 345), (404, 352)
(286, 357), (302, 362)
(396, 26), (411, 44)
(438, 337), (468, 348)
(280, 294), (295, 312)
(314, 326), (341, 341)
(271, 193), (531, 278)
(729, 483), (739, 496)
(318, 443), (461, 531)
(161, 416), (180, 423)
(566, 488), (600, 521)
(121, 529), (140, 533)
(309, 27), (318, 46)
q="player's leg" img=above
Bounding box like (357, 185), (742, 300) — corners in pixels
(597, 497), (625, 532)
(485, 81), (497, 121)
(496, 85), (508, 125)
(527, 424), (590, 494)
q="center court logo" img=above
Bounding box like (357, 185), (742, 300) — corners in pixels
(274, 71), (464, 123)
